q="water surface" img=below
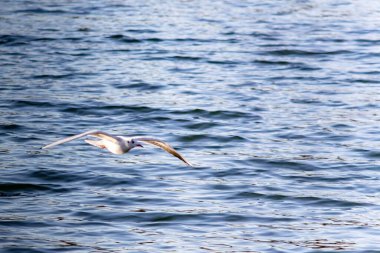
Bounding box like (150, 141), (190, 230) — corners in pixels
(1, 1), (380, 252)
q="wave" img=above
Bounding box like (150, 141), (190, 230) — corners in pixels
(231, 191), (369, 207)
(263, 49), (352, 56)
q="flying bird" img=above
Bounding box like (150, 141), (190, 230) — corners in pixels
(42, 130), (192, 166)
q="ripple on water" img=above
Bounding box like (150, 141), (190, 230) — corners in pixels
(0, 182), (70, 196)
(60, 104), (160, 116)
(107, 34), (143, 43)
(0, 35), (34, 46)
(0, 122), (24, 131)
(231, 191), (370, 208)
(112, 81), (164, 91)
(262, 49), (352, 56)
(174, 108), (258, 120)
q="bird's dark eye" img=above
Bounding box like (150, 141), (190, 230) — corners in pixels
(132, 140), (135, 144)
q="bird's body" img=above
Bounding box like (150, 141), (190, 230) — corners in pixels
(42, 130), (192, 166)
(84, 138), (126, 154)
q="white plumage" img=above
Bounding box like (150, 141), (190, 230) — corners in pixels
(42, 130), (192, 166)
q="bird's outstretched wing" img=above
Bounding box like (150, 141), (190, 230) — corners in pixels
(134, 137), (192, 166)
(42, 130), (119, 149)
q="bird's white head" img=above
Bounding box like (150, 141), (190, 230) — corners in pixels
(127, 138), (143, 150)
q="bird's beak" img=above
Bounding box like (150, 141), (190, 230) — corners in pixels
(137, 144), (143, 148)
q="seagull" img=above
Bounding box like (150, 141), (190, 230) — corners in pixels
(42, 130), (192, 166)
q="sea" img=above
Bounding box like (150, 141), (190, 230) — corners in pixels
(1, 1), (380, 252)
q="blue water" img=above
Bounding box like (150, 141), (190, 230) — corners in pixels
(1, 1), (380, 252)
